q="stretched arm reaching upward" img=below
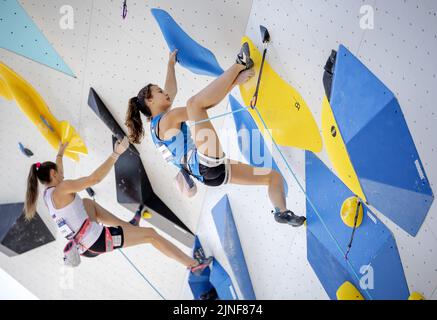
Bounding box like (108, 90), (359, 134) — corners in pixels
(56, 137), (130, 195)
(55, 142), (69, 178)
(164, 49), (178, 104)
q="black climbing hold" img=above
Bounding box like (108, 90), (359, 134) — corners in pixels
(260, 25), (270, 44)
(331, 125), (337, 137)
(86, 187), (95, 198)
(0, 203), (55, 256)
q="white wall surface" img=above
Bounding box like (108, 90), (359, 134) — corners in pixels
(1, 0), (436, 300)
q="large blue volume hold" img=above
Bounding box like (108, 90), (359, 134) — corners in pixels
(305, 151), (410, 300)
(151, 8), (224, 77)
(209, 260), (239, 300)
(329, 45), (434, 236)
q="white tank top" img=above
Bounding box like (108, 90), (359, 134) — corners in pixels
(43, 187), (103, 253)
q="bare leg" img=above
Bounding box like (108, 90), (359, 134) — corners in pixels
(190, 64), (245, 114)
(83, 199), (130, 228)
(121, 224), (197, 268)
(83, 199), (197, 267)
(229, 162), (287, 212)
(187, 64), (247, 158)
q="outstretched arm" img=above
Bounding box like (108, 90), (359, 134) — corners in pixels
(164, 49), (178, 104)
(56, 137), (130, 195)
(55, 142), (68, 178)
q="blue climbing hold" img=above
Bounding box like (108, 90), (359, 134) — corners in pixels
(18, 142), (33, 157)
(306, 151), (410, 300)
(151, 8), (224, 77)
(188, 237), (214, 300)
(211, 194), (256, 300)
(329, 45), (434, 236)
(209, 259), (239, 300)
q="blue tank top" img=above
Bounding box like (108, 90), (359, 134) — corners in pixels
(150, 113), (202, 180)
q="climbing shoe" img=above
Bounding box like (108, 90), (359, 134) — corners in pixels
(190, 256), (213, 276)
(273, 210), (306, 227)
(236, 42), (254, 70)
(200, 288), (218, 300)
(194, 247), (206, 262)
(129, 204), (144, 226)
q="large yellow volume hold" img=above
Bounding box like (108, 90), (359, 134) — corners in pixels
(321, 96), (366, 201)
(0, 62), (87, 161)
(336, 281), (364, 300)
(408, 292), (425, 300)
(239, 36), (322, 153)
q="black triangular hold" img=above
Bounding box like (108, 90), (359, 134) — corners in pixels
(260, 25), (270, 44)
(87, 87), (139, 156)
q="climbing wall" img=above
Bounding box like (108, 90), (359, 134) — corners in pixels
(1, 0), (436, 300)
(193, 0), (437, 300)
(0, 0), (252, 299)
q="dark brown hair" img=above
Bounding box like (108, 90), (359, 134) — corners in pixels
(25, 161), (57, 220)
(125, 83), (154, 144)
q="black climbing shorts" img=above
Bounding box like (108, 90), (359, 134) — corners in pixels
(196, 151), (231, 187)
(199, 162), (228, 187)
(82, 226), (124, 258)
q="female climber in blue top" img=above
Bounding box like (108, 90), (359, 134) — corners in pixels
(125, 44), (305, 227)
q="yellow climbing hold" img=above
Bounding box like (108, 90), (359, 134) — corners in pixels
(142, 210), (153, 219)
(408, 292), (425, 300)
(239, 36), (322, 152)
(336, 281), (364, 300)
(341, 196), (364, 228)
(322, 96), (366, 201)
(0, 61), (87, 161)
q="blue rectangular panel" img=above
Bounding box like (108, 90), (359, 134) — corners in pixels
(211, 195), (256, 300)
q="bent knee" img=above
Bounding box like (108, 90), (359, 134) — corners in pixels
(187, 95), (198, 107)
(187, 95), (206, 111)
(268, 169), (282, 183)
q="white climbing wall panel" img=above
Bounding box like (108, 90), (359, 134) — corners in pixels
(1, 0), (436, 300)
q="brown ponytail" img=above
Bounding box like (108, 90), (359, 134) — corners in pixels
(25, 164), (39, 221)
(125, 84), (154, 144)
(24, 162), (57, 221)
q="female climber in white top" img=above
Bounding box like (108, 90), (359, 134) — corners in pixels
(24, 138), (211, 274)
